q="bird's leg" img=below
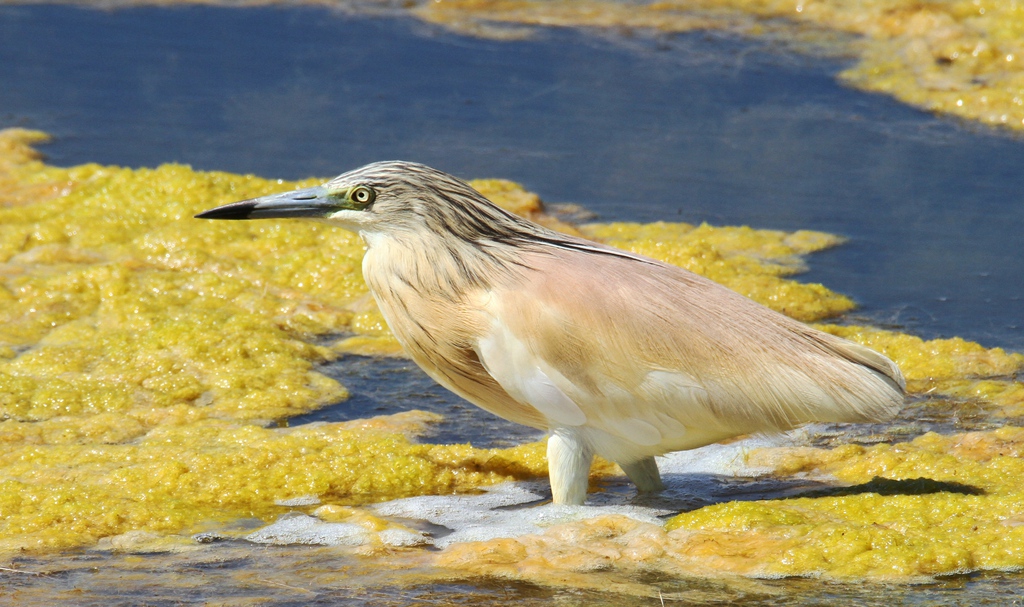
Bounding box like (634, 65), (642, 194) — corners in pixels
(618, 456), (664, 494)
(547, 428), (593, 505)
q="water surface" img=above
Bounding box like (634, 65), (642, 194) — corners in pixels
(2, 4), (1021, 350)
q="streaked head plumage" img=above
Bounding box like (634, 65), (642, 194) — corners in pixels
(197, 160), (536, 244)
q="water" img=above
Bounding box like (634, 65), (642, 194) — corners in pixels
(2, 4), (1024, 604)
(1, 4), (1021, 351)
(2, 544), (1023, 606)
(289, 354), (546, 448)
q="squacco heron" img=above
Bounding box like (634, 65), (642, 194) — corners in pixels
(197, 161), (905, 505)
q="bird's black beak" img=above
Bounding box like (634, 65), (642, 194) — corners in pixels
(195, 185), (335, 220)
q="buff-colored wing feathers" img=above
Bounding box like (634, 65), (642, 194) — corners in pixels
(474, 247), (903, 458)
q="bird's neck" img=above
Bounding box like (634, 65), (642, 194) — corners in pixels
(360, 228), (524, 300)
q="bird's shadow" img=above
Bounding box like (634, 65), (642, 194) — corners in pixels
(779, 476), (985, 499)
(469, 467), (986, 515)
(585, 472), (984, 514)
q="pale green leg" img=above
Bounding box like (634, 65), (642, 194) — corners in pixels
(547, 429), (593, 505)
(619, 456), (664, 494)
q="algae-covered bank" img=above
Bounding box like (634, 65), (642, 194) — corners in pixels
(2, 127), (1024, 603)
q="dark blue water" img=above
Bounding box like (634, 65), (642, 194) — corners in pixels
(288, 354), (546, 447)
(2, 4), (1022, 351)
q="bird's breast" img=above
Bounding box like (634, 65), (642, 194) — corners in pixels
(360, 244), (549, 430)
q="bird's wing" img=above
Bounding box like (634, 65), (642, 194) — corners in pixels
(475, 321), (588, 427)
(474, 246), (902, 456)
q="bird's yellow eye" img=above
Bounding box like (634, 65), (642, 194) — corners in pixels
(350, 186), (376, 207)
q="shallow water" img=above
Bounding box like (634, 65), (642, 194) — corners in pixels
(290, 354), (546, 448)
(2, 4), (1024, 604)
(3, 541), (1024, 606)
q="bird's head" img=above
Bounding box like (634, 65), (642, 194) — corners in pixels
(195, 161), (528, 244)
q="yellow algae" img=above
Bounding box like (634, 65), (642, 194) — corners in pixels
(0, 129), (69, 209)
(665, 495), (1002, 578)
(330, 333), (407, 357)
(840, 1), (1024, 130)
(0, 412), (558, 552)
(821, 325), (1024, 416)
(0, 157), (355, 427)
(0, 130), (574, 552)
(757, 427), (1024, 490)
(933, 379), (1024, 417)
(680, 427), (1024, 578)
(435, 516), (692, 598)
(409, 0), (1024, 131)
(332, 295), (405, 356)
(582, 221), (853, 321)
(433, 513), (795, 595)
(822, 324), (1024, 382)
(0, 130), (589, 429)
(331, 409), (444, 435)
(432, 427), (1024, 586)
(4, 127), (1024, 597)
(473, 178), (584, 236)
(0, 128), (50, 171)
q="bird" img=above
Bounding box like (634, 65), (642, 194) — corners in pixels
(196, 161), (905, 505)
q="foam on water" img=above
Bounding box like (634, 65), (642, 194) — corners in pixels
(246, 513), (377, 546)
(245, 512), (431, 547)
(373, 481), (672, 548)
(656, 432), (798, 477)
